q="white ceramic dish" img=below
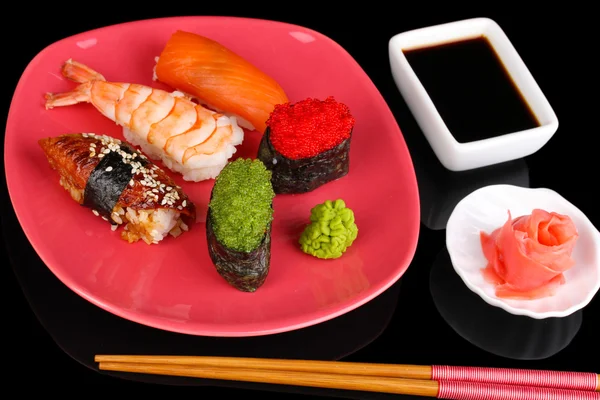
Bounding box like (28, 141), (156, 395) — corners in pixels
(446, 184), (600, 319)
(388, 18), (559, 172)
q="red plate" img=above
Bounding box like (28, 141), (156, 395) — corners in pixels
(5, 16), (420, 336)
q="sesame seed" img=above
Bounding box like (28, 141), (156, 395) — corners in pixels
(182, 200), (186, 207)
(161, 199), (167, 205)
(90, 143), (96, 147)
(102, 216), (108, 221)
(92, 210), (99, 216)
(177, 206), (183, 210)
(111, 224), (118, 231)
(166, 186), (172, 191)
(98, 154), (105, 158)
(129, 180), (134, 187)
(82, 133), (88, 137)
(105, 166), (113, 172)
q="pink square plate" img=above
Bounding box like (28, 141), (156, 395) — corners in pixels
(5, 16), (420, 336)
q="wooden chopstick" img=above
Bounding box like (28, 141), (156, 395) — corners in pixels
(99, 362), (439, 397)
(95, 355), (600, 393)
(97, 361), (600, 399)
(95, 355), (431, 380)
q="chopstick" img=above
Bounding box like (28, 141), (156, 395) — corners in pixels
(95, 355), (600, 399)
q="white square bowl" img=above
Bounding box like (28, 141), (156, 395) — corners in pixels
(388, 18), (559, 172)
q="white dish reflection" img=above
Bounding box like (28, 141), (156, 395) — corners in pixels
(446, 184), (600, 319)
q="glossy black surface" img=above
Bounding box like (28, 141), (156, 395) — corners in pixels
(3, 6), (596, 396)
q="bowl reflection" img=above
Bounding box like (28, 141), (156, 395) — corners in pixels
(415, 158), (529, 231)
(429, 247), (582, 360)
(4, 196), (406, 396)
(388, 89), (530, 231)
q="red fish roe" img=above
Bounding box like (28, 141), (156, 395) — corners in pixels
(266, 96), (355, 160)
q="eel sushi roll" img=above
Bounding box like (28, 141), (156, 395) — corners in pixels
(39, 133), (196, 244)
(257, 96), (356, 194)
(206, 158), (275, 292)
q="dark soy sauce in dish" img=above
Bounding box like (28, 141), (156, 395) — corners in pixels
(403, 36), (540, 143)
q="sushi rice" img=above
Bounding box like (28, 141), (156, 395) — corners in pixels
(58, 167), (188, 245)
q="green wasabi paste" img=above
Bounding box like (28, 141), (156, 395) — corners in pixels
(299, 199), (358, 259)
(209, 158), (275, 253)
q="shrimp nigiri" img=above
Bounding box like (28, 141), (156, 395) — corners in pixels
(153, 30), (289, 134)
(45, 59), (244, 182)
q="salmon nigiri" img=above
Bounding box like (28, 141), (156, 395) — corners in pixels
(153, 30), (289, 134)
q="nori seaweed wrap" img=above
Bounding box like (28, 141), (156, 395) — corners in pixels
(258, 127), (352, 194)
(206, 210), (272, 292)
(257, 96), (356, 194)
(206, 158), (275, 292)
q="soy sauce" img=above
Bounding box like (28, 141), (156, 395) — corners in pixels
(403, 36), (539, 143)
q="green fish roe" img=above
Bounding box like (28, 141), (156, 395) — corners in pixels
(209, 158), (275, 253)
(299, 199), (358, 259)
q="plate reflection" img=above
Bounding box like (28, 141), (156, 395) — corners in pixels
(429, 247), (582, 360)
(415, 158), (529, 231)
(3, 199), (410, 397)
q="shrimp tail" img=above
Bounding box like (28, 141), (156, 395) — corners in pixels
(61, 59), (106, 83)
(45, 81), (92, 109)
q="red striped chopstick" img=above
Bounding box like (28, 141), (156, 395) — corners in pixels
(95, 355), (599, 399)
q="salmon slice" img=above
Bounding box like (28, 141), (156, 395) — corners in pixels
(154, 30), (289, 134)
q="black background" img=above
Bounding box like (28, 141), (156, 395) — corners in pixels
(2, 4), (596, 396)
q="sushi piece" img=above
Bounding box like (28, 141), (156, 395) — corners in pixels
(153, 30), (289, 134)
(206, 158), (275, 292)
(257, 96), (356, 194)
(38, 133), (196, 244)
(45, 59), (244, 182)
